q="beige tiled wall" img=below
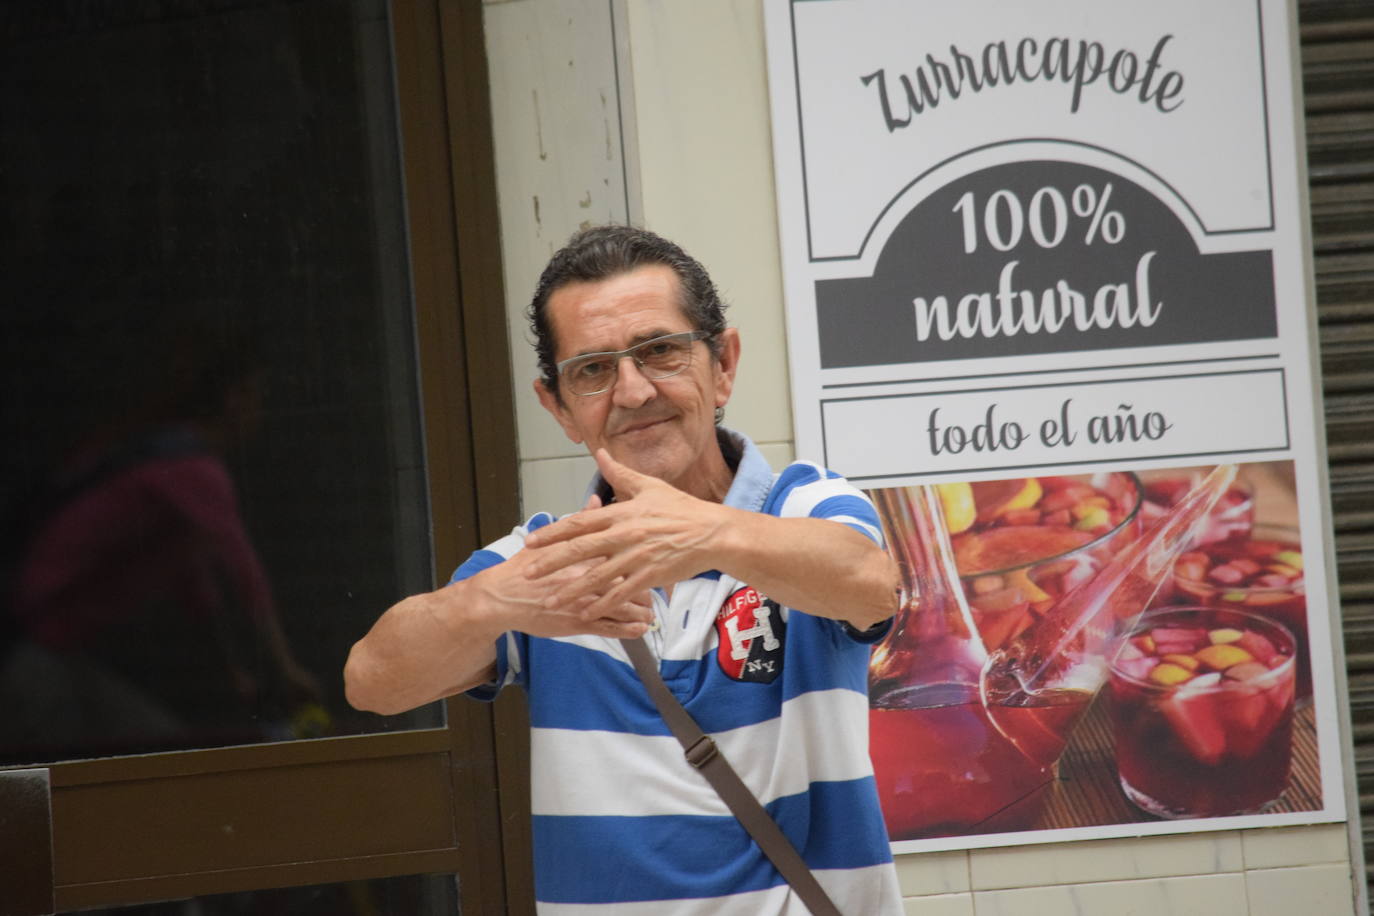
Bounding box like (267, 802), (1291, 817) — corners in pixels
(482, 1), (1363, 912)
(892, 825), (1355, 915)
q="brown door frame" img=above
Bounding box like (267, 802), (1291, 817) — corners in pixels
(2, 1), (522, 912)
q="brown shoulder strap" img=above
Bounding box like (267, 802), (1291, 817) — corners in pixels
(621, 636), (844, 916)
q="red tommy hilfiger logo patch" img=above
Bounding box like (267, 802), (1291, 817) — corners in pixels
(715, 586), (784, 683)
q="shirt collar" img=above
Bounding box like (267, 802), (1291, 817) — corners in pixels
(718, 428), (772, 513)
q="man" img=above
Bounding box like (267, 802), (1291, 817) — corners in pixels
(345, 226), (903, 914)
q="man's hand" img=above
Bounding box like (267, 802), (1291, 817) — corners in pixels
(522, 449), (728, 618)
(524, 448), (897, 631)
(475, 542), (654, 641)
(344, 489), (654, 715)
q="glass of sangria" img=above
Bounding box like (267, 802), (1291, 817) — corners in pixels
(1140, 469), (1254, 546)
(1108, 607), (1296, 819)
(950, 473), (1144, 652)
(1165, 525), (1308, 701)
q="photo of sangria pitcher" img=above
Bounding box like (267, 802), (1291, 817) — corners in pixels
(865, 459), (1321, 843)
(866, 466), (1239, 840)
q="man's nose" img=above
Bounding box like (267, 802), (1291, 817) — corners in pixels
(610, 355), (655, 407)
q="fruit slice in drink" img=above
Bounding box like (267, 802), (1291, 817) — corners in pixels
(1167, 525), (1308, 700)
(1108, 607), (1296, 818)
(951, 473), (1144, 653)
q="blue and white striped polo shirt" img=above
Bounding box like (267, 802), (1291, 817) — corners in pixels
(456, 431), (901, 915)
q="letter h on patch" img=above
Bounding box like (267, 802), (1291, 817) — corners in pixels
(715, 586), (785, 683)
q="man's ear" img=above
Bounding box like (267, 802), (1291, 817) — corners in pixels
(534, 378), (584, 445)
(712, 327), (741, 409)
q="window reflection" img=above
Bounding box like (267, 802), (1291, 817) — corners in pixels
(4, 318), (323, 758)
(0, 0), (440, 764)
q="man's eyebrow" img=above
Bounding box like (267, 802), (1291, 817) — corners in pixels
(567, 329), (680, 358)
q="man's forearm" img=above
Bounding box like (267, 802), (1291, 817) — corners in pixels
(716, 510), (899, 629)
(346, 547), (655, 715)
(344, 580), (501, 716)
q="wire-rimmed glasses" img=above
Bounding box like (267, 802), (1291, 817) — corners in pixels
(556, 330), (712, 396)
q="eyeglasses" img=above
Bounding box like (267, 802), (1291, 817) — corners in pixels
(556, 330), (713, 396)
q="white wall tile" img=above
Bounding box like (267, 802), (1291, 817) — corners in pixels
(753, 438), (795, 471)
(973, 873), (1249, 916)
(1245, 864), (1357, 916)
(518, 453), (598, 519)
(1241, 823), (1352, 869)
(902, 891), (975, 916)
(894, 850), (971, 896)
(968, 833), (1243, 891)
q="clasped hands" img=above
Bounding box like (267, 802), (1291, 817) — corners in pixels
(500, 449), (729, 639)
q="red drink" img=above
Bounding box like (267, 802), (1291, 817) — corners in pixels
(1164, 525), (1308, 700)
(869, 685), (1089, 839)
(1108, 608), (1296, 818)
(866, 485), (1023, 840)
(951, 473), (1143, 651)
(1141, 473), (1254, 545)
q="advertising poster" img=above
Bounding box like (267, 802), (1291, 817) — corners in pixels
(763, 0), (1348, 853)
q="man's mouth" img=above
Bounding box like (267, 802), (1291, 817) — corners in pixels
(613, 415), (674, 437)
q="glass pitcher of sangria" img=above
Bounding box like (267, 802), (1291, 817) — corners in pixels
(867, 466), (1238, 840)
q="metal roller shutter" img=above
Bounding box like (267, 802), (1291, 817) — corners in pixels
(1299, 0), (1374, 897)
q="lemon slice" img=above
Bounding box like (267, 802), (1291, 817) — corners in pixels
(936, 482), (976, 534)
(1005, 568), (1051, 604)
(971, 477), (1043, 522)
(1002, 477), (1042, 513)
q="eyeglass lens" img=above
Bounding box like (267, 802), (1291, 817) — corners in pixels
(562, 333), (698, 394)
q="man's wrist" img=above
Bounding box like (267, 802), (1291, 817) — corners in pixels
(711, 504), (762, 580)
(433, 574), (505, 645)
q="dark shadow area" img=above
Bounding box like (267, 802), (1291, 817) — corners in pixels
(0, 0), (439, 767)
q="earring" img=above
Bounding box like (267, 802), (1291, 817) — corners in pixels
(714, 406), (725, 424)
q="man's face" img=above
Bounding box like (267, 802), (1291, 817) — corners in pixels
(534, 264), (740, 499)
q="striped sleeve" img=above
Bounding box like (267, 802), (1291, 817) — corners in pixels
(764, 461), (884, 547)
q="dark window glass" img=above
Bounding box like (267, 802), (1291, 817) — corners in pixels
(0, 0), (441, 764)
